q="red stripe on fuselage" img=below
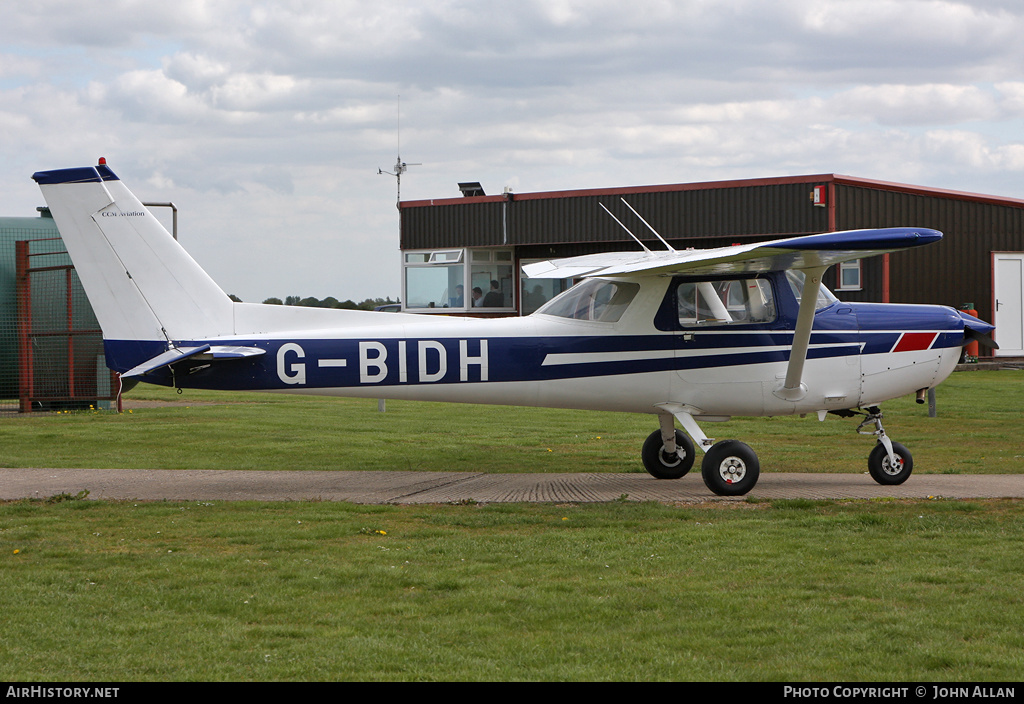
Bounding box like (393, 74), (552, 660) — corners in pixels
(892, 332), (938, 353)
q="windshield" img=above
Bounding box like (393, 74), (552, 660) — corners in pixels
(785, 270), (839, 311)
(535, 279), (639, 322)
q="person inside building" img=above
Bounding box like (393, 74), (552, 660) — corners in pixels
(523, 284), (547, 313)
(472, 287), (484, 307)
(483, 280), (504, 307)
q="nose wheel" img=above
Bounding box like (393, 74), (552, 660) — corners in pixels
(853, 406), (914, 485)
(867, 440), (913, 485)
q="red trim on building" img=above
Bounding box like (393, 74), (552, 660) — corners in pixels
(401, 173), (1024, 210)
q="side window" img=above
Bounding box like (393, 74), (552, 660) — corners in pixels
(676, 278), (776, 327)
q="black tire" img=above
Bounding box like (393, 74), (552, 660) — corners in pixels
(641, 429), (695, 479)
(868, 441), (913, 485)
(701, 439), (760, 496)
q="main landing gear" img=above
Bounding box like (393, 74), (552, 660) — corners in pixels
(642, 410), (760, 496)
(641, 405), (912, 496)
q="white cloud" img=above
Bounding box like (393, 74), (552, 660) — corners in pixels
(2, 1), (1024, 302)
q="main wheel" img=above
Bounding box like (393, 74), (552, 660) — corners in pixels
(868, 441), (913, 485)
(641, 429), (695, 479)
(701, 439), (760, 496)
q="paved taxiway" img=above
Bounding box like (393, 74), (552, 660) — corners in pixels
(2, 468), (1023, 504)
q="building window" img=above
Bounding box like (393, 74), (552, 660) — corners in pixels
(519, 259), (573, 315)
(837, 260), (862, 291)
(469, 249), (515, 309)
(403, 248), (515, 311)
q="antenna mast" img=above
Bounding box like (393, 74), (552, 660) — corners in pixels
(378, 96), (420, 209)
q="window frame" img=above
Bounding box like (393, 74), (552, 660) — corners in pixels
(655, 273), (783, 331)
(402, 247), (517, 313)
(836, 259), (862, 291)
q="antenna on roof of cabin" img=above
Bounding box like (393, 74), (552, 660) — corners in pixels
(620, 198), (676, 252)
(599, 202), (651, 253)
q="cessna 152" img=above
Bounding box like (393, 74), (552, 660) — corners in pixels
(33, 162), (995, 496)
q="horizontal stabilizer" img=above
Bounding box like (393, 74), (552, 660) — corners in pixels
(122, 346), (211, 378)
(122, 345), (266, 378)
(205, 345), (268, 360)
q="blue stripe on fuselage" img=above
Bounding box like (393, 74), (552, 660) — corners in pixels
(103, 324), (964, 392)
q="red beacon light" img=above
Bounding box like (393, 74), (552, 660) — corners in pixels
(98, 157), (107, 165)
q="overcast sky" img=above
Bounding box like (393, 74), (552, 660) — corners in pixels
(2, 0), (1023, 303)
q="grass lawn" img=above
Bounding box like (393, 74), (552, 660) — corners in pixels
(1, 370), (1022, 681)
(2, 497), (1023, 681)
(1, 369), (1021, 474)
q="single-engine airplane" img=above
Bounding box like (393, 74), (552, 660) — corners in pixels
(33, 161), (996, 496)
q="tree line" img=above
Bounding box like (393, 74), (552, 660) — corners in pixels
(252, 295), (400, 310)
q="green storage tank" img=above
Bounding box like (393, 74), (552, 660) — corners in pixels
(0, 208), (110, 412)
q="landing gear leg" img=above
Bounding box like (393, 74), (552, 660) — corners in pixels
(641, 414), (695, 479)
(647, 404), (762, 496)
(856, 406), (913, 485)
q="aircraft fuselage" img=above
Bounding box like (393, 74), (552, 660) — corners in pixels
(109, 271), (964, 420)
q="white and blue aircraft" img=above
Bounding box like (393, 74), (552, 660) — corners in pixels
(33, 161), (995, 496)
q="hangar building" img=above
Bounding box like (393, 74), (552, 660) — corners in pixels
(399, 174), (1024, 357)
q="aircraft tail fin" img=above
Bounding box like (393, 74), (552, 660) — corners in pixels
(32, 163), (234, 347)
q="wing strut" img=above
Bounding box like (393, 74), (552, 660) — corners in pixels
(774, 266), (827, 402)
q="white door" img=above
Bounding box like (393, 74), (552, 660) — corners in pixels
(994, 253), (1024, 356)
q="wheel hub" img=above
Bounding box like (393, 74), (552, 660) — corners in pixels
(660, 448), (682, 467)
(718, 456), (747, 483)
(881, 455), (903, 475)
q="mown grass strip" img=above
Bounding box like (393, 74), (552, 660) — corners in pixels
(1, 370), (1021, 474)
(2, 497), (1022, 681)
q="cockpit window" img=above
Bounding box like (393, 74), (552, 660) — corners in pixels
(536, 279), (639, 322)
(677, 278), (776, 327)
(785, 270), (839, 311)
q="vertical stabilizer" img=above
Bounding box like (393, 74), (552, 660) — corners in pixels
(32, 164), (234, 344)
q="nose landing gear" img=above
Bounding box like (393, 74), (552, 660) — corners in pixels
(855, 406), (914, 485)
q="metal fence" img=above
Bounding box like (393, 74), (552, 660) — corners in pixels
(1, 236), (117, 413)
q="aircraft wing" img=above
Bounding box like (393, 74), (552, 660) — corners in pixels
(522, 227), (942, 279)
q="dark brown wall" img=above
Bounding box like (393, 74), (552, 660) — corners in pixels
(402, 179), (832, 250)
(401, 176), (1024, 325)
(835, 184), (1024, 323)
